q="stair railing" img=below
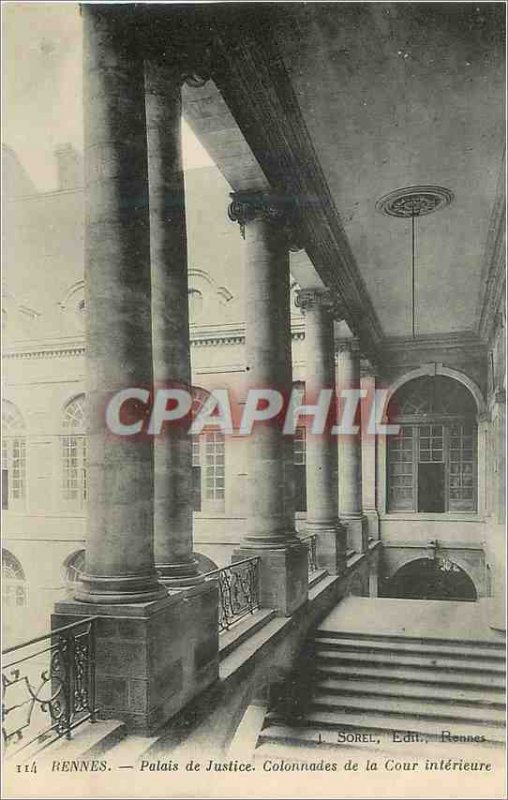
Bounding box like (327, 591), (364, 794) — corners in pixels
(203, 557), (260, 632)
(2, 616), (97, 758)
(300, 533), (319, 577)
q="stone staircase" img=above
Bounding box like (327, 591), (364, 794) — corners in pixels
(254, 624), (506, 760)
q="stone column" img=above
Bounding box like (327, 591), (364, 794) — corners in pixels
(54, 8), (219, 733)
(336, 339), (368, 553)
(361, 366), (380, 540)
(75, 7), (165, 605)
(145, 61), (199, 587)
(296, 289), (346, 574)
(228, 193), (308, 615)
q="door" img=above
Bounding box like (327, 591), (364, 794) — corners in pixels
(418, 462), (445, 512)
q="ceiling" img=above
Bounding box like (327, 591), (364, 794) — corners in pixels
(180, 2), (505, 350)
(271, 3), (505, 337)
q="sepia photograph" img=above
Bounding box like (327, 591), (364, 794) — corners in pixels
(1, 1), (506, 798)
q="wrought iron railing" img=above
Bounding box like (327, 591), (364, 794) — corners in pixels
(301, 533), (319, 576)
(2, 617), (97, 757)
(204, 558), (260, 632)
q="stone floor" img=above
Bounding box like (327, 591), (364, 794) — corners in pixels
(319, 596), (501, 642)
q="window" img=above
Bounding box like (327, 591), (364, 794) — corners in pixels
(62, 395), (87, 508)
(386, 377), (477, 513)
(188, 288), (204, 322)
(191, 432), (225, 511)
(192, 435), (202, 511)
(2, 401), (26, 510)
(205, 431), (225, 502)
(2, 550), (28, 607)
(294, 426), (307, 512)
(62, 548), (86, 586)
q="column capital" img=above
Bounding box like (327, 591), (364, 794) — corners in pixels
(336, 337), (361, 355)
(360, 357), (379, 378)
(295, 287), (333, 312)
(295, 287), (346, 319)
(228, 191), (303, 249)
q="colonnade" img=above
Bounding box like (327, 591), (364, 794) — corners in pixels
(54, 4), (375, 729)
(74, 6), (373, 610)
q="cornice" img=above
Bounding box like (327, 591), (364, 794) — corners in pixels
(3, 339), (86, 361)
(2, 325), (307, 360)
(202, 7), (383, 362)
(381, 330), (488, 359)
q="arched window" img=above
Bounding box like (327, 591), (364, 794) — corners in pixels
(2, 400), (26, 510)
(62, 548), (85, 586)
(2, 549), (28, 607)
(386, 376), (477, 513)
(62, 395), (87, 509)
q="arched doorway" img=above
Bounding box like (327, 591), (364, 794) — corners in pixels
(382, 558), (477, 602)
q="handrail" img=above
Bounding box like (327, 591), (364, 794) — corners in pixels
(203, 557), (260, 632)
(299, 532), (319, 575)
(202, 556), (260, 580)
(2, 616), (98, 657)
(2, 616), (97, 756)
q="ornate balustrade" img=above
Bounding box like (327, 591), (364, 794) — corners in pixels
(204, 557), (260, 632)
(301, 533), (319, 576)
(2, 617), (97, 757)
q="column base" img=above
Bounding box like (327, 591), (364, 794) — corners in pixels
(53, 581), (219, 734)
(306, 520), (347, 575)
(341, 514), (369, 554)
(157, 559), (204, 588)
(233, 541), (308, 616)
(74, 572), (168, 605)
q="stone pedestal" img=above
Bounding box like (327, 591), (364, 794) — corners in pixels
(53, 582), (218, 732)
(307, 522), (346, 575)
(340, 514), (369, 553)
(233, 544), (308, 617)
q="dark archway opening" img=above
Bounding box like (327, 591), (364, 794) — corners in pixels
(381, 558), (477, 602)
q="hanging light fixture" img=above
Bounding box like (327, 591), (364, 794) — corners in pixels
(376, 185), (454, 338)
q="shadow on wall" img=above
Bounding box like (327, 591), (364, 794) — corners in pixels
(380, 557), (477, 602)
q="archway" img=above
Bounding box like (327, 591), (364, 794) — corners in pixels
(385, 375), (478, 513)
(381, 558), (477, 602)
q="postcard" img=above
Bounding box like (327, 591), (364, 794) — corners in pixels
(2, 2), (506, 798)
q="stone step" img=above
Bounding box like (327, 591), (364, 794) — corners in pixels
(314, 648), (506, 674)
(308, 691), (506, 726)
(315, 662), (506, 689)
(312, 636), (506, 662)
(315, 628), (506, 651)
(264, 709), (506, 745)
(25, 720), (128, 765)
(105, 733), (159, 767)
(315, 676), (505, 708)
